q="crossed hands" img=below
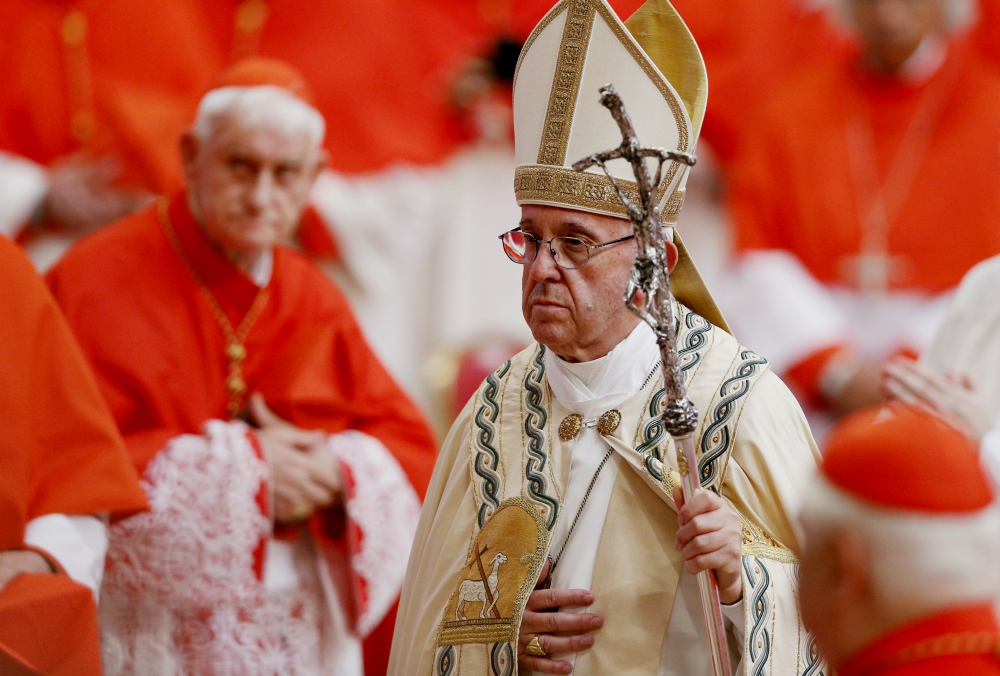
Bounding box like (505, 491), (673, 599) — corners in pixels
(517, 487), (742, 674)
(249, 393), (344, 524)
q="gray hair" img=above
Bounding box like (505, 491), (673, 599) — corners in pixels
(194, 85), (326, 149)
(828, 0), (976, 33)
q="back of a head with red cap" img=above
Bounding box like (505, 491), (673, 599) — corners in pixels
(798, 404), (1000, 668)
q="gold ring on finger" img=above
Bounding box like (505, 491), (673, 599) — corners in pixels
(526, 635), (546, 657)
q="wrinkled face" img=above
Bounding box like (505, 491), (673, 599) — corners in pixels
(182, 114), (321, 258)
(849, 0), (945, 72)
(519, 204), (641, 361)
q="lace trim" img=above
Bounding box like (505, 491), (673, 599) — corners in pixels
(330, 430), (422, 637)
(100, 420), (326, 675)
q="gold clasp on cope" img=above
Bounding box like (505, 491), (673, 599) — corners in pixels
(558, 414), (583, 441)
(596, 409), (622, 435)
(557, 409), (622, 441)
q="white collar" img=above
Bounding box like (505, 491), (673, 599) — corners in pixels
(247, 248), (274, 288)
(544, 322), (660, 417)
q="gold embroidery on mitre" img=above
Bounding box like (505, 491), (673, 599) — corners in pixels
(515, 0), (694, 218)
(663, 189), (686, 223)
(559, 414), (583, 441)
(514, 165), (670, 218)
(437, 498), (550, 646)
(538, 0), (596, 166)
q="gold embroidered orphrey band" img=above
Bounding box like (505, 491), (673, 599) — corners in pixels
(537, 0), (597, 166)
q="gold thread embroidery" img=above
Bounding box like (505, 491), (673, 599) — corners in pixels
(515, 164), (670, 217)
(741, 541), (798, 565)
(436, 497), (551, 646)
(467, 388), (485, 515)
(537, 0), (596, 166)
(664, 189), (686, 222)
(545, 380), (562, 505)
(718, 367), (766, 489)
(497, 369), (511, 493)
(740, 516), (798, 564)
(516, 1), (694, 216)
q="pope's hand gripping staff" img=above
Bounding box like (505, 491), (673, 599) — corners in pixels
(573, 83), (733, 676)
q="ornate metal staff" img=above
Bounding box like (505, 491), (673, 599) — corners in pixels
(572, 84), (733, 676)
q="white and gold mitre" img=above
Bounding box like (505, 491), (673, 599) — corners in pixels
(512, 0), (730, 332)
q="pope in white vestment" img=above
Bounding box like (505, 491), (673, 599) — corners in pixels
(388, 1), (824, 674)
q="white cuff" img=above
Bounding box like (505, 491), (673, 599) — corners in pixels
(721, 595), (746, 643)
(23, 514), (109, 599)
(0, 152), (48, 238)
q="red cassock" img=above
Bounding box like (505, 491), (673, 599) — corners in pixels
(838, 604), (1000, 676)
(0, 0), (217, 195)
(193, 0), (499, 175)
(723, 37), (1000, 402)
(729, 39), (1000, 295)
(668, 0), (847, 164)
(0, 236), (147, 676)
(46, 196), (439, 675)
(976, 0), (1000, 68)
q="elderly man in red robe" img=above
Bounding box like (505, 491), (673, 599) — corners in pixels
(46, 59), (437, 676)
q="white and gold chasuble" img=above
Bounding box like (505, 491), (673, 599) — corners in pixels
(388, 306), (826, 675)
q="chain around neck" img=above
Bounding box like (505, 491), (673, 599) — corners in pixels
(157, 199), (270, 417)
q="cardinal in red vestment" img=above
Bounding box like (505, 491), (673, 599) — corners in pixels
(798, 404), (1000, 675)
(723, 0), (1000, 426)
(46, 60), (438, 676)
(0, 236), (148, 676)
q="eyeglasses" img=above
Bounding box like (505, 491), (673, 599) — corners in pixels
(499, 228), (635, 270)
